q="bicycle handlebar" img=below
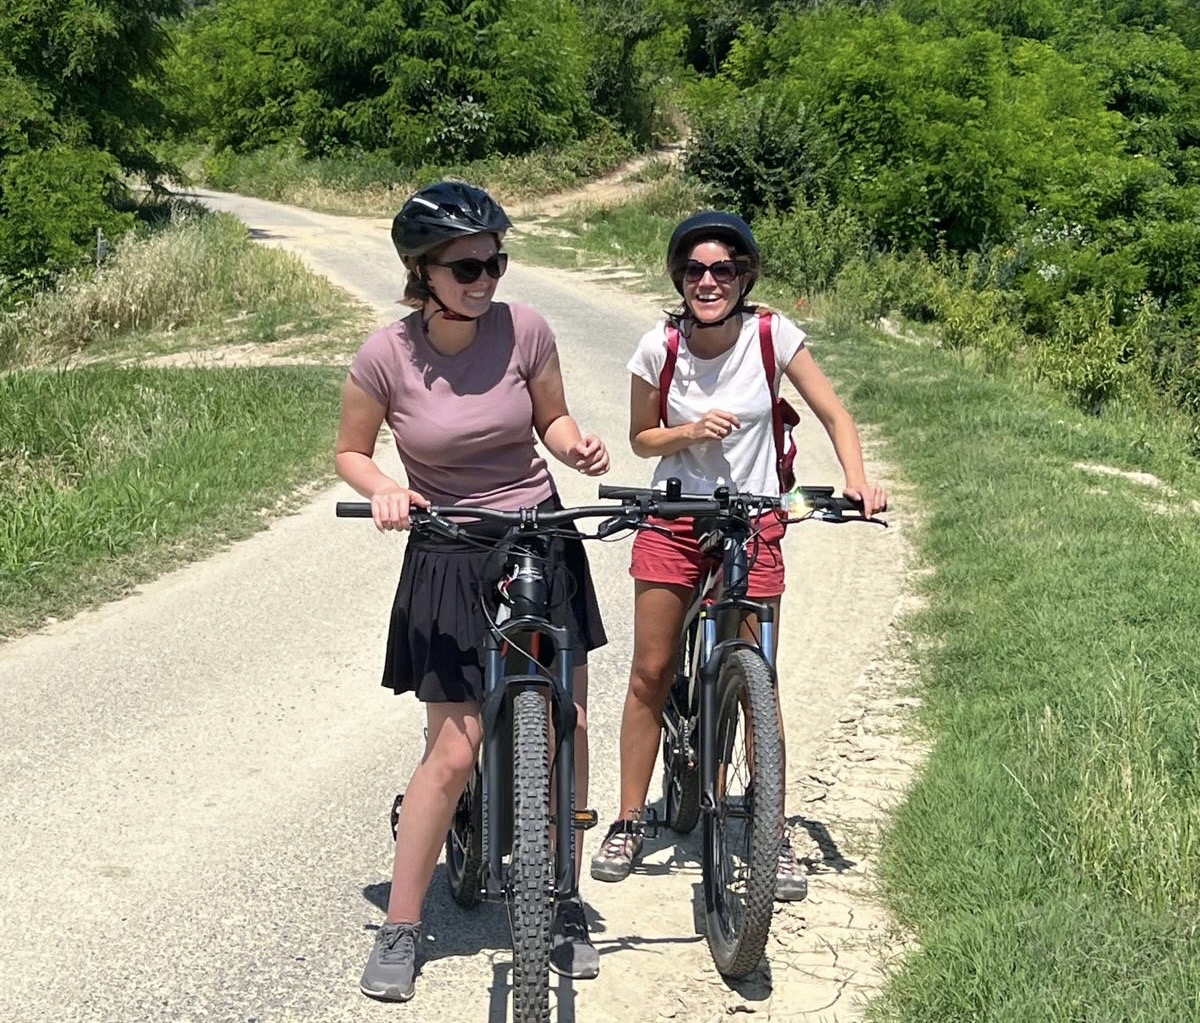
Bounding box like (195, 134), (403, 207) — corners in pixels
(335, 481), (884, 539)
(334, 500), (641, 541)
(595, 483), (866, 518)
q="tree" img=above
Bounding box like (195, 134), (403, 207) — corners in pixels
(165, 0), (597, 161)
(0, 0), (184, 297)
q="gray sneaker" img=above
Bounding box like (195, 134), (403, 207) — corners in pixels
(360, 922), (420, 1001)
(775, 836), (809, 902)
(549, 897), (600, 980)
(589, 819), (643, 883)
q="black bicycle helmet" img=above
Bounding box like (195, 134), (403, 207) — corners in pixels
(666, 210), (760, 298)
(391, 180), (512, 259)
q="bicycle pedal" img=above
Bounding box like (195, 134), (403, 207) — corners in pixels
(573, 808), (599, 831)
(639, 807), (664, 839)
(389, 793), (404, 841)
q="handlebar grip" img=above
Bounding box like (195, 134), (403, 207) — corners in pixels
(336, 501), (373, 518)
(597, 484), (647, 500)
(653, 499), (721, 519)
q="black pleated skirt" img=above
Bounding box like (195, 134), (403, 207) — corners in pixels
(381, 497), (607, 703)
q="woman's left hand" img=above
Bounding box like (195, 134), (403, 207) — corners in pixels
(571, 434), (610, 476)
(844, 482), (888, 517)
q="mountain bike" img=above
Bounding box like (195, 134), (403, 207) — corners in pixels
(337, 497), (626, 1023)
(594, 479), (886, 979)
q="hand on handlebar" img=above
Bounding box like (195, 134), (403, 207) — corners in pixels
(843, 483), (888, 518)
(570, 433), (610, 476)
(369, 484), (430, 532)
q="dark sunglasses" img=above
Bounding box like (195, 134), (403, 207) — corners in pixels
(682, 259), (741, 284)
(427, 252), (509, 284)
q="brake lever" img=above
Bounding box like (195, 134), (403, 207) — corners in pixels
(597, 514), (638, 538)
(419, 509), (464, 540)
(817, 509), (889, 527)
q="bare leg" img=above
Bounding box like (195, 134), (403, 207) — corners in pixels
(617, 582), (692, 820)
(385, 702), (483, 923)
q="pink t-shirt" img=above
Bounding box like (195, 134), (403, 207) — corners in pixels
(350, 302), (557, 509)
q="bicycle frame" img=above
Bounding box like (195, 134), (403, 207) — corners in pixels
(673, 516), (780, 818)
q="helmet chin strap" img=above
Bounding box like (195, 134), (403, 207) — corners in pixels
(421, 272), (481, 325)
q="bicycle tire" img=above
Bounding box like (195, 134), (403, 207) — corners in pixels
(444, 762), (484, 909)
(510, 688), (553, 1023)
(663, 620), (701, 833)
(703, 647), (783, 978)
(662, 702), (700, 834)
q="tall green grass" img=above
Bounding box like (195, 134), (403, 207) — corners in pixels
(808, 328), (1200, 1022)
(0, 365), (342, 636)
(0, 206), (366, 637)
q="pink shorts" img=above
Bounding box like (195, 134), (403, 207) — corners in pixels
(629, 513), (787, 598)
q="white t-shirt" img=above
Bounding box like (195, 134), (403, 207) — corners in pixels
(626, 311), (807, 497)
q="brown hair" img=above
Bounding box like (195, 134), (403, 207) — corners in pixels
(400, 257), (431, 309)
(397, 233), (506, 308)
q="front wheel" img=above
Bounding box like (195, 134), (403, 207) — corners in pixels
(510, 689), (553, 1023)
(702, 647), (784, 978)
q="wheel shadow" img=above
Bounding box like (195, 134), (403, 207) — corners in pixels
(788, 813), (858, 872)
(362, 864), (511, 963)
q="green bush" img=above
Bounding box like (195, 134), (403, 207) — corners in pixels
(682, 79), (836, 217)
(165, 0), (598, 161)
(0, 147), (135, 302)
(1035, 291), (1154, 412)
(753, 199), (869, 295)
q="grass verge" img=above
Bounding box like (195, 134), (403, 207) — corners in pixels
(807, 326), (1200, 1022)
(1, 204), (368, 639)
(1, 364), (343, 638)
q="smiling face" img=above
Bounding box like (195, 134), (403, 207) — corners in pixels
(682, 240), (747, 326)
(423, 233), (505, 319)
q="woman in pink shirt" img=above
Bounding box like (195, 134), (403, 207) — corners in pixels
(336, 181), (609, 1001)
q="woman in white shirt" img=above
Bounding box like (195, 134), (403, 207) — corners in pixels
(590, 210), (887, 897)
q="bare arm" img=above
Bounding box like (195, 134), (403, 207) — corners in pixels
(628, 373), (742, 458)
(528, 348), (609, 476)
(784, 349), (887, 514)
(334, 375), (428, 530)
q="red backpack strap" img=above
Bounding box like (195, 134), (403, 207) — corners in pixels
(757, 312), (785, 480)
(758, 312), (801, 490)
(659, 323), (681, 426)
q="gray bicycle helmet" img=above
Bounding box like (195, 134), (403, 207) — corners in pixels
(391, 180), (512, 259)
(666, 210), (760, 298)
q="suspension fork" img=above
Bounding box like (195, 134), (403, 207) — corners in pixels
(551, 639), (579, 900)
(698, 602), (777, 815)
(480, 621), (577, 899)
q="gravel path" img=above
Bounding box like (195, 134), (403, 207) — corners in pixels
(0, 192), (919, 1022)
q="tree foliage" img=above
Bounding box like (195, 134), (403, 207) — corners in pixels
(682, 0), (1200, 411)
(0, 0), (183, 297)
(165, 0), (598, 161)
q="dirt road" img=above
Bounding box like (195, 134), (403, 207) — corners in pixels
(0, 193), (917, 1022)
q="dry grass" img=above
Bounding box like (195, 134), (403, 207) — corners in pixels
(0, 205), (357, 369)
